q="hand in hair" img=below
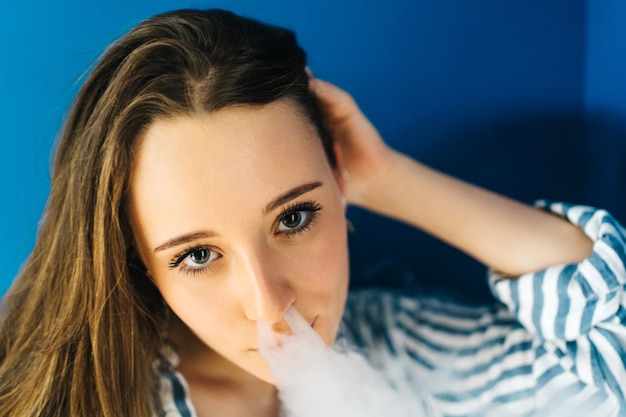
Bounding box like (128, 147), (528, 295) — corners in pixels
(309, 76), (399, 209)
(311, 76), (593, 276)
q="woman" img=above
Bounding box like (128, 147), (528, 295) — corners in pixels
(0, 8), (624, 417)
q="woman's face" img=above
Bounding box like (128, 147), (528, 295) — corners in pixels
(129, 100), (349, 383)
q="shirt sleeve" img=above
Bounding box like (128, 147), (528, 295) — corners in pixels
(488, 201), (626, 402)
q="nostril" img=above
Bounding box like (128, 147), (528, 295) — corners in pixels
(271, 319), (292, 335)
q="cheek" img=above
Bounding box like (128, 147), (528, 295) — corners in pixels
(300, 235), (348, 292)
(279, 204), (347, 281)
(309, 211), (349, 286)
(291, 213), (350, 341)
(156, 277), (243, 344)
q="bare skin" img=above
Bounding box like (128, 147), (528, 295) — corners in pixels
(171, 319), (281, 417)
(310, 77), (593, 276)
(130, 101), (348, 417)
(133, 78), (593, 416)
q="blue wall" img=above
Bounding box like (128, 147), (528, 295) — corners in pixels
(584, 1), (626, 221)
(2, 1), (620, 303)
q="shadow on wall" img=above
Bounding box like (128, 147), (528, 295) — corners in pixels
(348, 111), (626, 306)
(585, 110), (626, 219)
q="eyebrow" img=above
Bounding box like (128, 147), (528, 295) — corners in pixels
(263, 181), (323, 214)
(152, 181), (323, 254)
(153, 231), (217, 253)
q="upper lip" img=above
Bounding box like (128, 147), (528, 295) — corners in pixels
(249, 316), (317, 351)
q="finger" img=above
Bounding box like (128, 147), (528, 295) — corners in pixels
(309, 78), (358, 122)
(305, 66), (314, 80)
(309, 77), (348, 105)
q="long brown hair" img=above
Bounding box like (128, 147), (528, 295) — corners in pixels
(0, 9), (333, 416)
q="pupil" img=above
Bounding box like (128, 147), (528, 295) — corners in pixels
(284, 212), (302, 228)
(190, 249), (209, 264)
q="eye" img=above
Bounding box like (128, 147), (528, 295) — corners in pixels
(276, 201), (322, 236)
(169, 246), (221, 273)
(186, 248), (215, 266)
(277, 211), (310, 231)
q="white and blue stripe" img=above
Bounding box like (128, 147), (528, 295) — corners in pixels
(159, 202), (626, 416)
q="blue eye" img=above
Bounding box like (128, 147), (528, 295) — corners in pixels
(187, 248), (213, 266)
(169, 246), (220, 273)
(276, 201), (321, 236)
(278, 211), (308, 230)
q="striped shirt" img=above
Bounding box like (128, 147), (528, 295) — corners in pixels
(159, 202), (626, 416)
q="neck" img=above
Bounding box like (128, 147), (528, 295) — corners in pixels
(168, 316), (280, 417)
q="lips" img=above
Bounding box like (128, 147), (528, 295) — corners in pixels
(272, 316), (317, 335)
(249, 316), (317, 351)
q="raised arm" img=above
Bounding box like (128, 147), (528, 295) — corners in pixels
(311, 77), (593, 277)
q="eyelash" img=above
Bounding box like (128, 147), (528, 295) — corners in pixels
(168, 244), (215, 275)
(168, 200), (322, 275)
(277, 201), (322, 238)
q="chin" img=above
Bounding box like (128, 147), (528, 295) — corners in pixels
(244, 352), (278, 385)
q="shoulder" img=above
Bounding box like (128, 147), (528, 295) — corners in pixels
(156, 346), (197, 417)
(338, 288), (515, 366)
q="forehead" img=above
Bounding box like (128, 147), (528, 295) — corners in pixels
(132, 101), (327, 187)
(129, 101), (333, 242)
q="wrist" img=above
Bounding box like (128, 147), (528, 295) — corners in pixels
(347, 149), (409, 212)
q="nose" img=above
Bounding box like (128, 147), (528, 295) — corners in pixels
(239, 247), (296, 324)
